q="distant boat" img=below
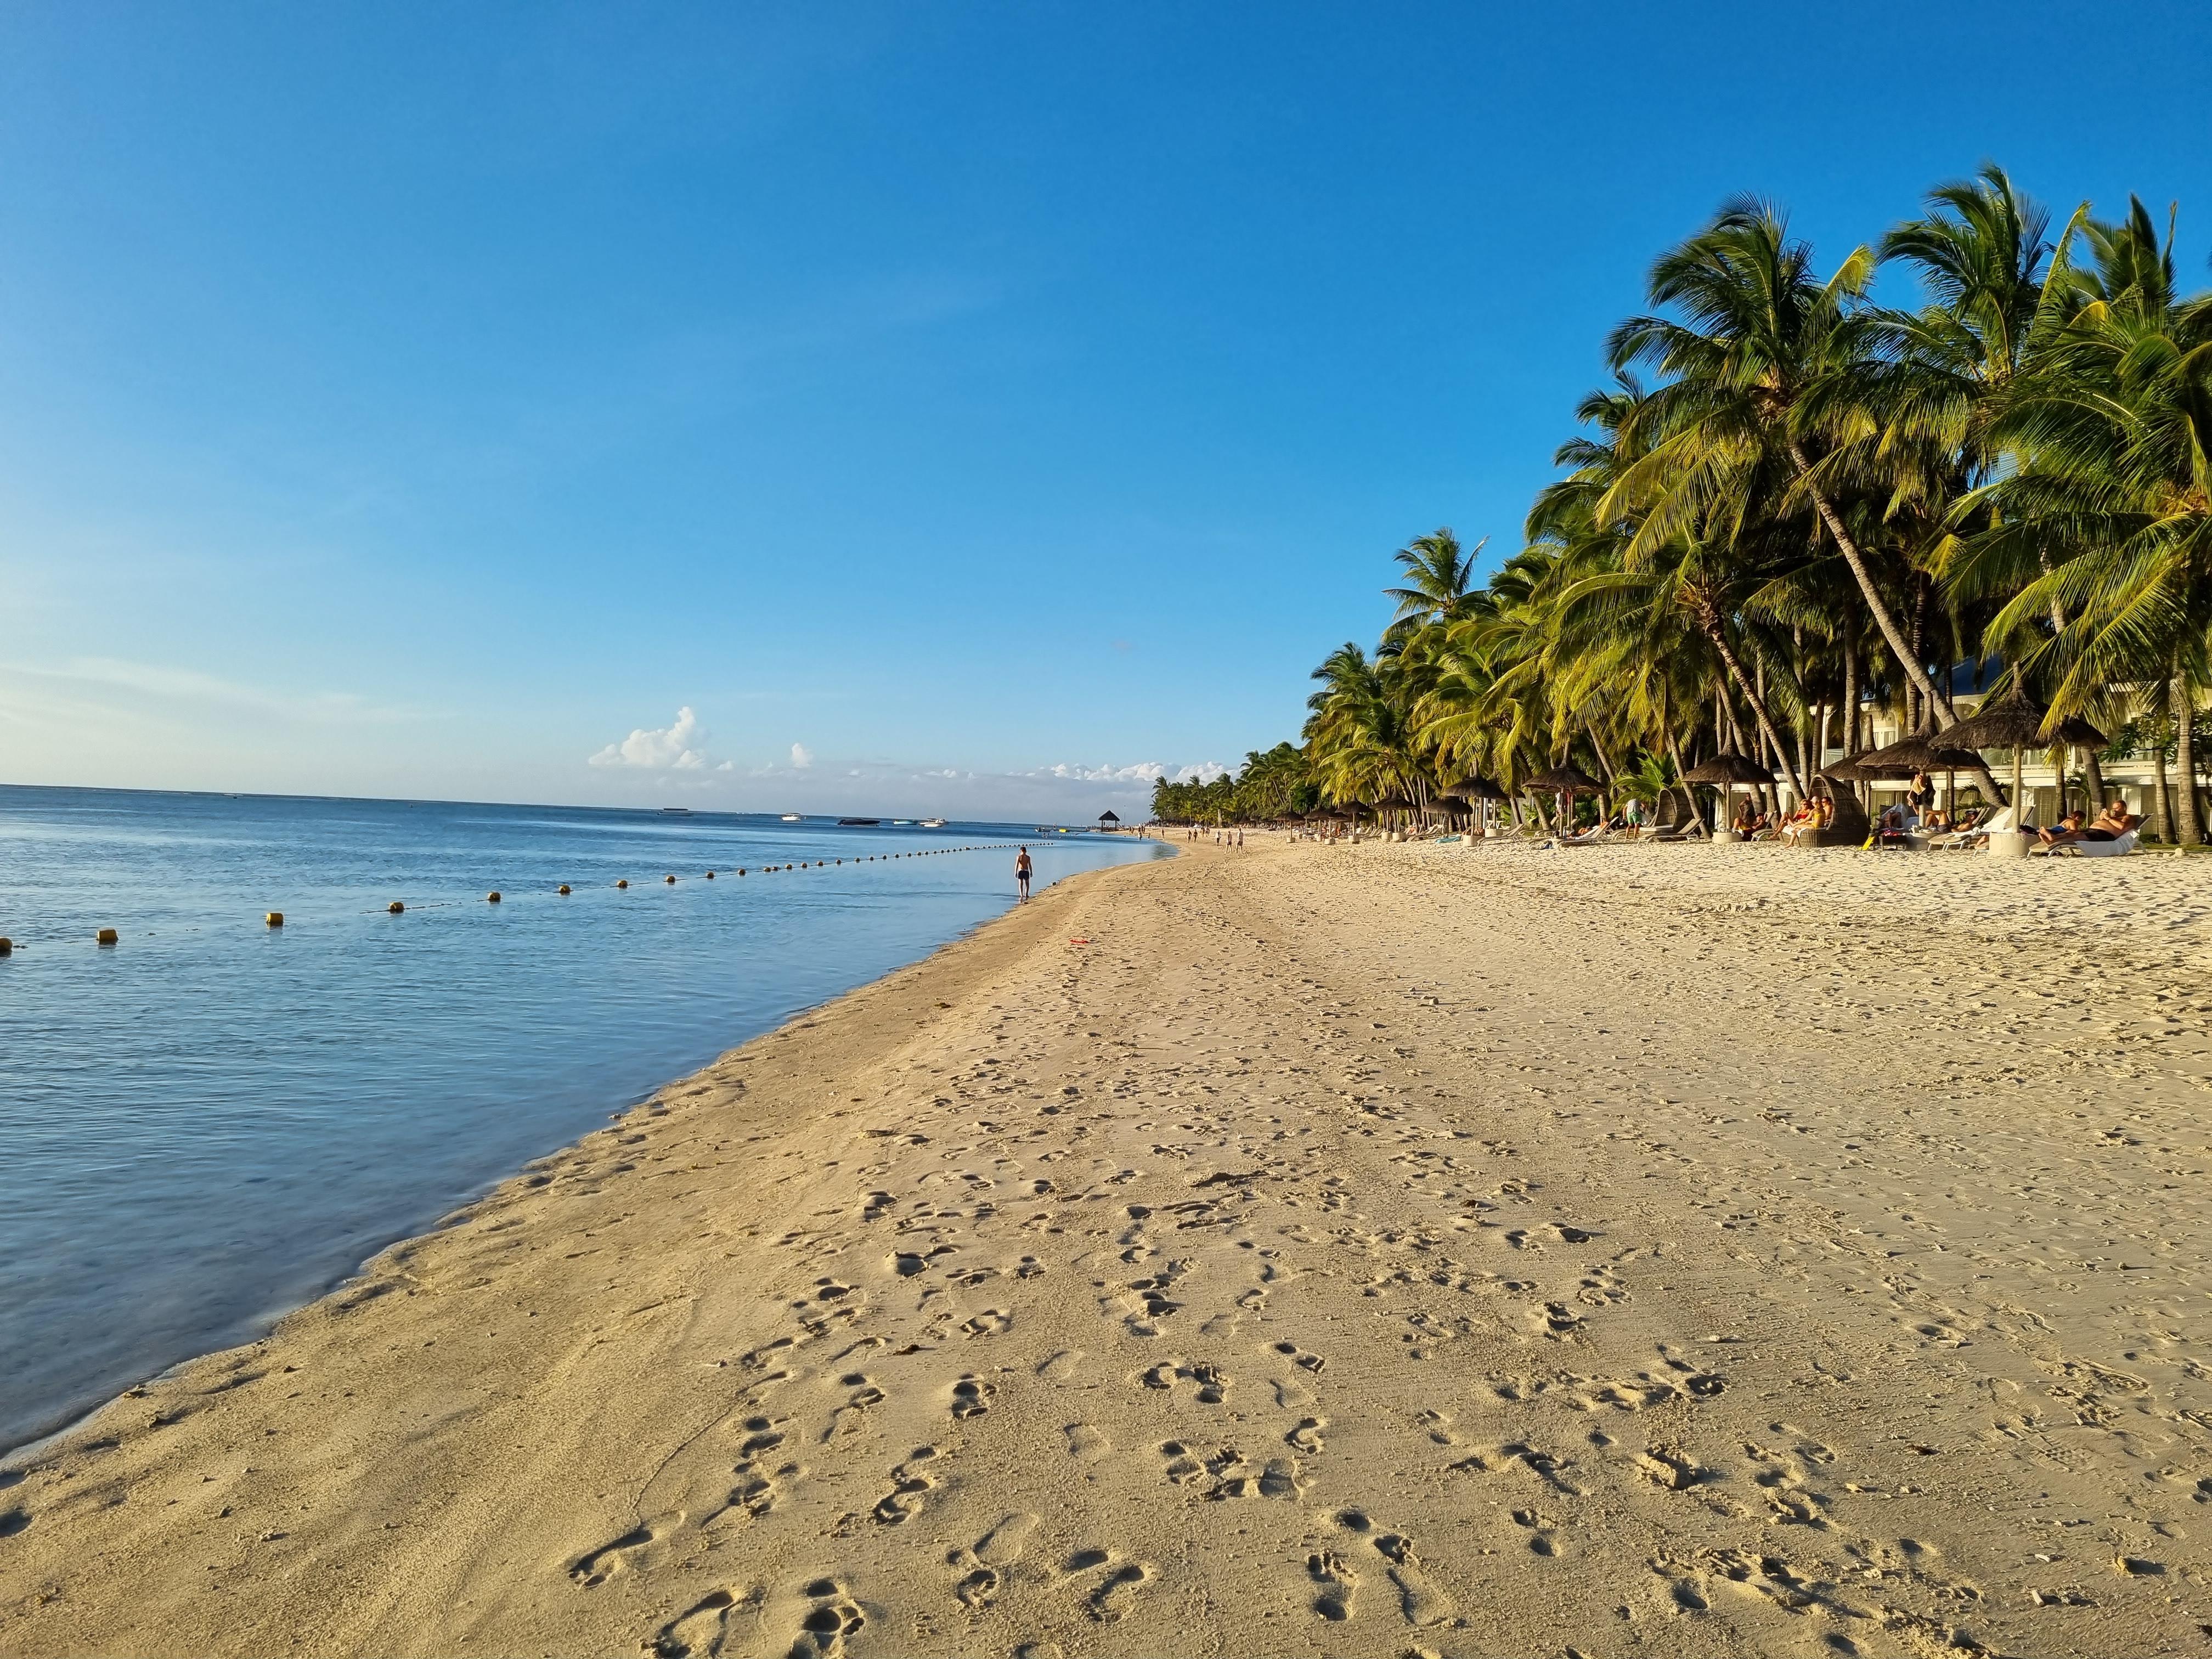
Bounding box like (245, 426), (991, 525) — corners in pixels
(919, 818), (946, 828)
(838, 817), (881, 826)
(780, 813), (803, 822)
(660, 806), (692, 816)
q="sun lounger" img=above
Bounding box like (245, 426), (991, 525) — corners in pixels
(2032, 828), (2140, 858)
(1929, 805), (2017, 850)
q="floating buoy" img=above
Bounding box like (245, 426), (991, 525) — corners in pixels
(97, 928), (120, 945)
(388, 901), (405, 915)
(737, 868), (747, 876)
(0, 937), (13, 955)
(616, 879), (629, 889)
(487, 891), (501, 902)
(665, 874), (676, 884)
(558, 884), (572, 895)
(266, 912), (284, 927)
(706, 870), (715, 879)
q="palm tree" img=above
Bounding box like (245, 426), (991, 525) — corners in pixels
(1967, 199), (2212, 842)
(1607, 202), (1960, 726)
(1385, 528), (1488, 634)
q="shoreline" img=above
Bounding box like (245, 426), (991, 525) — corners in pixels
(0, 832), (1141, 1469)
(8, 837), (2212, 1657)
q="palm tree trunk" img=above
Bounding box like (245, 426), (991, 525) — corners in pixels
(1841, 616), (1861, 758)
(1702, 623), (1808, 800)
(1790, 443), (1957, 727)
(1665, 728), (1695, 828)
(2153, 710), (2176, 843)
(2176, 676), (2203, 845)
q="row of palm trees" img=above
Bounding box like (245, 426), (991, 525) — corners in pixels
(1150, 742), (1315, 825)
(1278, 168), (2210, 843)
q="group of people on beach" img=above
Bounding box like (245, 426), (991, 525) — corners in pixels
(1729, 765), (2144, 850)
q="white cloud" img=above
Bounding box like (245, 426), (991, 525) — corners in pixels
(1049, 761), (1167, 783)
(790, 743), (814, 769)
(1175, 761), (1229, 784)
(588, 706), (710, 770)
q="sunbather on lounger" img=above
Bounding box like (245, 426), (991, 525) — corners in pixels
(2036, 809), (2089, 847)
(2047, 802), (2140, 846)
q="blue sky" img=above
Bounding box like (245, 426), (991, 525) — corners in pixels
(2, 2), (2207, 816)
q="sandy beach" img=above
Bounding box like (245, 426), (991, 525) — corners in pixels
(8, 836), (2212, 1658)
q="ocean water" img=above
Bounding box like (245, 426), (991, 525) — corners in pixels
(0, 787), (1167, 1452)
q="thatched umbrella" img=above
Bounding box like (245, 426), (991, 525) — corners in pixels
(1946, 693), (2108, 825)
(1525, 762), (1602, 833)
(1526, 763), (1602, 793)
(1442, 776), (1508, 834)
(1681, 751), (1774, 833)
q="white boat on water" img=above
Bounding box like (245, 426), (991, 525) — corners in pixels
(919, 818), (946, 828)
(660, 806), (692, 815)
(780, 813), (803, 822)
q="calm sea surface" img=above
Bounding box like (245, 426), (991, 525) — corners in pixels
(0, 787), (1167, 1452)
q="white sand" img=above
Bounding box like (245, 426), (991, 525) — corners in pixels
(6, 837), (2212, 1657)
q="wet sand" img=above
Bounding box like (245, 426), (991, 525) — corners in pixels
(7, 836), (2212, 1658)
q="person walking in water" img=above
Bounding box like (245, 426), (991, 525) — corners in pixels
(1015, 845), (1032, 900)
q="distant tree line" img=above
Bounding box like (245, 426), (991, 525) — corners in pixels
(1179, 170), (2212, 839)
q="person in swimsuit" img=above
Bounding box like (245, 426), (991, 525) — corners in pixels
(1015, 847), (1032, 899)
(2047, 801), (2139, 845)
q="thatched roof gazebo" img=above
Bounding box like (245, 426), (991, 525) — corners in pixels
(1946, 692), (2108, 827)
(1525, 762), (1602, 795)
(1681, 751), (1774, 836)
(1097, 810), (1121, 828)
(1680, 751), (1773, 787)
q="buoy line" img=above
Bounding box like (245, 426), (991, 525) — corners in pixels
(0, 844), (1043, 953)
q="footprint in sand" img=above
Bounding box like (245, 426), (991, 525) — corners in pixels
(871, 1448), (940, 1525)
(704, 1452), (803, 1531)
(947, 1511), (1041, 1609)
(1037, 1350), (1084, 1381)
(1065, 1423), (1112, 1464)
(1082, 1559), (1155, 1622)
(1270, 1340), (1327, 1374)
(825, 1384), (883, 1440)
(951, 1376), (994, 1420)
(569, 1513), (681, 1587)
(1414, 1409), (1458, 1446)
(1335, 1510), (1455, 1628)
(1635, 1444), (1706, 1492)
(789, 1577), (866, 1658)
(1510, 1506), (1561, 1556)
(650, 1586), (760, 1657)
(1286, 1417), (1328, 1454)
(1306, 1550), (1359, 1621)
(960, 1309), (1013, 1339)
(1138, 1358), (1231, 1404)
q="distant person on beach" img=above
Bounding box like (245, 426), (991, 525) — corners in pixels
(1015, 846), (1032, 899)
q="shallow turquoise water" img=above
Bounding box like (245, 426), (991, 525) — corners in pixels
(0, 787), (1165, 1451)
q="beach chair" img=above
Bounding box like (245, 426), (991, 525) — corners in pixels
(2032, 828), (2141, 858)
(1929, 804), (2013, 850)
(1795, 788), (1870, 849)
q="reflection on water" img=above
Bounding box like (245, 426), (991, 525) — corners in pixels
(0, 787), (1164, 1451)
